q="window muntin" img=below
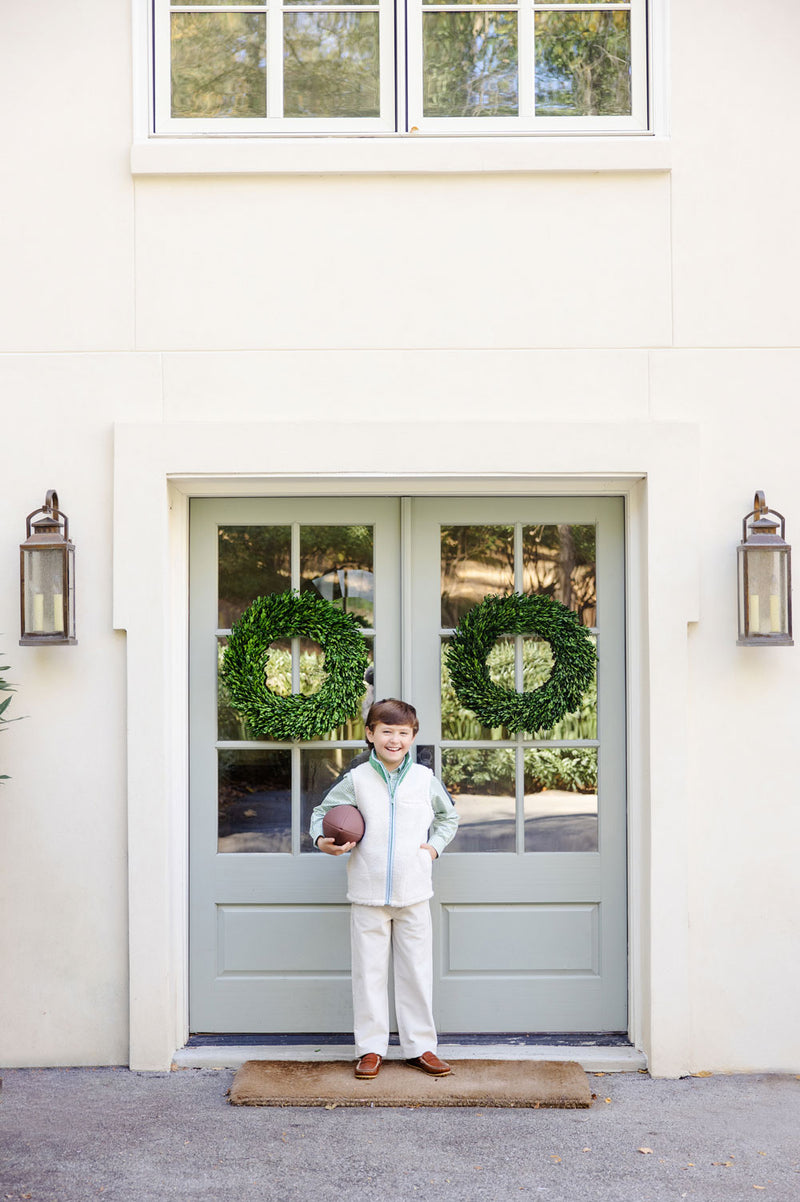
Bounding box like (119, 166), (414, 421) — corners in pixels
(154, 0), (648, 134)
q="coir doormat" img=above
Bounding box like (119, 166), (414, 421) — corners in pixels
(229, 1059), (593, 1108)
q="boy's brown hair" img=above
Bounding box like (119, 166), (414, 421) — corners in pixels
(365, 698), (419, 734)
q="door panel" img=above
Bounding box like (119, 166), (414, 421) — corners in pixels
(190, 498), (401, 1031)
(189, 495), (626, 1034)
(411, 497), (626, 1030)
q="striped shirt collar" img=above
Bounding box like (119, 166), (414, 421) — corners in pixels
(369, 749), (412, 786)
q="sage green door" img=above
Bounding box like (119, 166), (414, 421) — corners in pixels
(189, 495), (626, 1033)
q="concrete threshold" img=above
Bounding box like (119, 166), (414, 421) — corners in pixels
(172, 1042), (646, 1073)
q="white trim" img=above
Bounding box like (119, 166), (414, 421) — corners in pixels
(172, 1041), (648, 1071)
(130, 134), (670, 176)
(114, 419), (698, 1074)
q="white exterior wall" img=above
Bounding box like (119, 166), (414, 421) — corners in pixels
(1, 0), (798, 1074)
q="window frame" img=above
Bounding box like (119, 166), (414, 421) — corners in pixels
(152, 0), (651, 136)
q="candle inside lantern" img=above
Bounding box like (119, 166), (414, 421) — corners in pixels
(33, 592), (45, 632)
(53, 593), (64, 633)
(769, 593), (781, 633)
(749, 594), (759, 633)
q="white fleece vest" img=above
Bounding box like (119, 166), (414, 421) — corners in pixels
(345, 760), (435, 907)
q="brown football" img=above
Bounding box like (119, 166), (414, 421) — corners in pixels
(322, 804), (365, 846)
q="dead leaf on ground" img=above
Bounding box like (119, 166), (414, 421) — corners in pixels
(692, 1071), (713, 1077)
(638, 1147), (654, 1155)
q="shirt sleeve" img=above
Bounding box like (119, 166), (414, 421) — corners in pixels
(309, 773), (357, 848)
(427, 775), (459, 857)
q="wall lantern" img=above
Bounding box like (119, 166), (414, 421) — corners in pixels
(737, 491), (792, 647)
(19, 490), (77, 646)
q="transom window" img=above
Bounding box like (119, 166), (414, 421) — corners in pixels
(153, 0), (649, 134)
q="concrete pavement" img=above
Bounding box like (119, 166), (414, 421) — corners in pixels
(1, 1066), (799, 1201)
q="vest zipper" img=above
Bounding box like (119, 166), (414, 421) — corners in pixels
(368, 752), (411, 907)
(385, 770), (397, 905)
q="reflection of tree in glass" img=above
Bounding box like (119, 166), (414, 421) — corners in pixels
(535, 11), (631, 117)
(441, 524), (596, 628)
(284, 13), (380, 117)
(218, 527), (291, 629)
(523, 525), (596, 627)
(300, 525), (374, 627)
(441, 525), (514, 627)
(171, 13), (266, 118)
(423, 12), (518, 117)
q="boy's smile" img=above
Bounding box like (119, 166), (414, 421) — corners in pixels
(366, 722), (416, 769)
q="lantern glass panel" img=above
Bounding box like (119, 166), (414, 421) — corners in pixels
(740, 546), (789, 638)
(23, 547), (67, 635)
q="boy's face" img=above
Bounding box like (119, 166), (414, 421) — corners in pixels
(366, 722), (416, 769)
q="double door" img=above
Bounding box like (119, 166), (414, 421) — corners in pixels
(189, 495), (626, 1033)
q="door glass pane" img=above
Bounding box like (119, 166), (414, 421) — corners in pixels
(218, 636), (252, 740)
(441, 638), (512, 740)
(316, 638), (373, 742)
(524, 748), (598, 852)
(171, 13), (266, 119)
(301, 526), (375, 628)
(258, 637), (328, 697)
(534, 11), (631, 117)
(423, 12), (518, 117)
(441, 748), (516, 852)
(543, 636), (597, 741)
(218, 526), (291, 628)
(300, 748), (369, 853)
(283, 13), (380, 118)
(441, 525), (514, 627)
(218, 749), (292, 853)
(522, 524), (596, 626)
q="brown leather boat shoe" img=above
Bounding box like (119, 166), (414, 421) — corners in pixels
(355, 1053), (383, 1079)
(406, 1051), (451, 1076)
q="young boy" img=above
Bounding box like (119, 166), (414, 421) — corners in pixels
(310, 698), (459, 1080)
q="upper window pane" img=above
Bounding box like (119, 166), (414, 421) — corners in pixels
(284, 13), (381, 118)
(423, 13), (518, 118)
(534, 11), (632, 117)
(171, 13), (266, 119)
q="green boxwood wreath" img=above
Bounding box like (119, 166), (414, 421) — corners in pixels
(445, 592), (596, 734)
(222, 591), (370, 741)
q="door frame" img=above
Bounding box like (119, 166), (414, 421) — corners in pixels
(113, 418), (700, 1074)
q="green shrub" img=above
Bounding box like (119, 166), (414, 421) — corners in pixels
(441, 746), (597, 796)
(0, 651), (20, 782)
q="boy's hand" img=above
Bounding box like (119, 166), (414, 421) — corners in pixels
(421, 843), (438, 860)
(317, 836), (355, 856)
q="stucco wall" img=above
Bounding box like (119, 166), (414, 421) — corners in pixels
(1, 0), (799, 1072)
